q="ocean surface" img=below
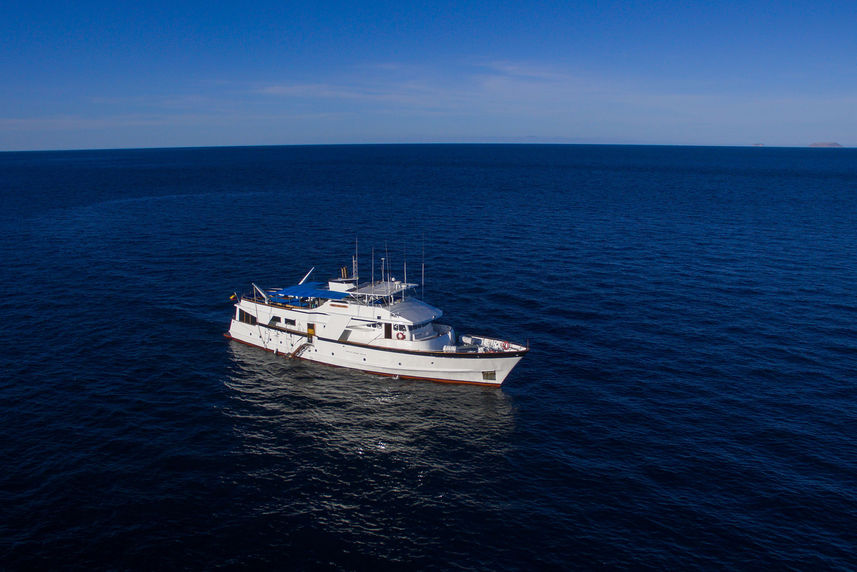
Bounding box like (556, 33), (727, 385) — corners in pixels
(1, 144), (856, 569)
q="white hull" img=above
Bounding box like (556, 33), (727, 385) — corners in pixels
(226, 296), (526, 386)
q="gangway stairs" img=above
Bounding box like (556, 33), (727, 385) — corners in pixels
(290, 342), (312, 359)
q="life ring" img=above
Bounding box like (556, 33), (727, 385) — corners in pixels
(396, 332), (405, 340)
(502, 341), (510, 350)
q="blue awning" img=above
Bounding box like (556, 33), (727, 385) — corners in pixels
(270, 282), (350, 300)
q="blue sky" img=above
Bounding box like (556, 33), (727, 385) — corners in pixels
(2, 0), (856, 150)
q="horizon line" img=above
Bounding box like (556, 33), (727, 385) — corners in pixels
(1, 141), (850, 154)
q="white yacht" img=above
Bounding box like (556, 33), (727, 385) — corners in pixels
(226, 260), (528, 386)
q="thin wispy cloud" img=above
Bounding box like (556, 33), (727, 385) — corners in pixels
(253, 60), (602, 116)
(0, 115), (174, 131)
(255, 77), (471, 111)
(479, 60), (578, 82)
(87, 94), (216, 110)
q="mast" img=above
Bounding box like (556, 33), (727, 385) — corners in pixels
(298, 267), (315, 285)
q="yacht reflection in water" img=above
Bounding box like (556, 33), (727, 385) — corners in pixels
(225, 343), (516, 455)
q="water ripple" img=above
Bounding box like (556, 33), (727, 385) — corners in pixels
(2, 145), (857, 568)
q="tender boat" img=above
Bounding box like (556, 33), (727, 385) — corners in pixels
(225, 259), (528, 386)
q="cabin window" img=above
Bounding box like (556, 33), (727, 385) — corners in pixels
(238, 309), (257, 325)
(283, 318), (296, 327)
(268, 316), (281, 326)
(482, 371), (496, 381)
(393, 324), (406, 332)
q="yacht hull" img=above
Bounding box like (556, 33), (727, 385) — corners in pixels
(226, 318), (525, 386)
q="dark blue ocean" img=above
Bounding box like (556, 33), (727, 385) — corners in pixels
(1, 144), (856, 569)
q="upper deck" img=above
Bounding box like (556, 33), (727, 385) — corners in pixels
(241, 277), (442, 326)
(352, 279), (418, 298)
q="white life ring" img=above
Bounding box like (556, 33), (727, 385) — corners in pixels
(396, 332), (405, 340)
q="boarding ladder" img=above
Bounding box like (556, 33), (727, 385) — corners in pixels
(290, 342), (312, 359)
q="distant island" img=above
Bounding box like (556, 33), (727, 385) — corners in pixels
(809, 142), (843, 148)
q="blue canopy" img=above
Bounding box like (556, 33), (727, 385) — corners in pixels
(270, 282), (350, 300)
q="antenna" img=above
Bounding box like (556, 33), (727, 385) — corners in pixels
(354, 235), (359, 281)
(421, 234), (425, 300)
(371, 247), (375, 295)
(403, 244), (407, 301)
(385, 242), (390, 304)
